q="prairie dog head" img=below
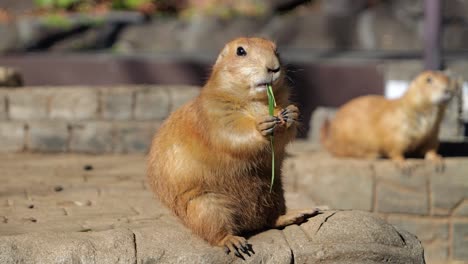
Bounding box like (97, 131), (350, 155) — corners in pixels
(405, 71), (453, 106)
(210, 37), (284, 98)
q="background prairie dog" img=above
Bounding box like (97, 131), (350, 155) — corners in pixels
(147, 37), (317, 258)
(321, 71), (454, 170)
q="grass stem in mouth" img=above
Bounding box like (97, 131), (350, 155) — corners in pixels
(267, 84), (276, 192)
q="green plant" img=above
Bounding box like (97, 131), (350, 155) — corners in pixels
(267, 84), (276, 192)
(35, 0), (80, 9)
(112, 0), (153, 10)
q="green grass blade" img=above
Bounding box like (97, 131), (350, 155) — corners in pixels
(267, 84), (276, 192)
(269, 137), (275, 192)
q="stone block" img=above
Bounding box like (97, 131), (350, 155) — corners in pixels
(431, 159), (468, 215)
(0, 122), (25, 152)
(453, 222), (468, 261)
(387, 216), (449, 261)
(100, 87), (134, 120)
(168, 85), (200, 112)
(132, 219), (234, 263)
(299, 210), (425, 263)
(134, 86), (170, 120)
(0, 229), (135, 263)
(69, 122), (113, 153)
(27, 121), (68, 152)
(375, 161), (429, 215)
(8, 89), (49, 120)
(113, 121), (160, 153)
(380, 61), (423, 82)
(49, 87), (98, 120)
(285, 153), (374, 211)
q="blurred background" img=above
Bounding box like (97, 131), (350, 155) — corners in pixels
(1, 2), (468, 263)
(0, 0), (467, 138)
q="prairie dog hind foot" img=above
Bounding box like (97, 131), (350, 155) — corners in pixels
(275, 208), (321, 228)
(221, 235), (254, 259)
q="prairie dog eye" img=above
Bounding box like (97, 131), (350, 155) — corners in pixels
(236, 47), (247, 56)
(426, 77), (432, 84)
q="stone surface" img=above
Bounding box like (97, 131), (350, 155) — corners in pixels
(134, 87), (170, 120)
(453, 222), (468, 260)
(0, 229), (135, 264)
(8, 89), (49, 120)
(49, 87), (98, 120)
(27, 121), (68, 152)
(375, 161), (429, 215)
(388, 216), (449, 261)
(0, 122), (24, 152)
(0, 153), (427, 264)
(284, 152), (374, 211)
(296, 210), (425, 263)
(113, 121), (160, 153)
(379, 60), (423, 82)
(431, 159), (468, 215)
(69, 122), (113, 153)
(100, 87), (134, 120)
(356, 3), (422, 51)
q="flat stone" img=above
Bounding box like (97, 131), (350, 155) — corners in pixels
(100, 87), (134, 120)
(453, 222), (468, 261)
(27, 121), (68, 152)
(168, 85), (200, 112)
(69, 122), (113, 153)
(375, 161), (428, 215)
(431, 159), (468, 215)
(49, 87), (98, 120)
(134, 86), (170, 120)
(0, 154), (426, 264)
(113, 121), (160, 153)
(376, 184), (427, 215)
(8, 89), (49, 120)
(387, 216), (449, 261)
(285, 153), (374, 211)
(132, 218), (233, 264)
(0, 122), (25, 152)
(299, 210), (425, 263)
(0, 229), (135, 263)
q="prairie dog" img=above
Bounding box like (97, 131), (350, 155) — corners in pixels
(321, 71), (454, 169)
(147, 37), (317, 257)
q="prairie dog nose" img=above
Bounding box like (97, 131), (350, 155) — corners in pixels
(267, 66), (280, 73)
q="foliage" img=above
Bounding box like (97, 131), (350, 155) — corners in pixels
(112, 0), (152, 10)
(34, 0), (155, 12)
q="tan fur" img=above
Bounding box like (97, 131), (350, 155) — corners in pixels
(321, 71), (454, 167)
(147, 37), (317, 253)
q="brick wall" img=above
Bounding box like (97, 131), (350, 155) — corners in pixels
(0, 85), (200, 153)
(284, 151), (468, 263)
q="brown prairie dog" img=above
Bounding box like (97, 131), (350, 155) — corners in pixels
(321, 71), (455, 169)
(147, 37), (318, 257)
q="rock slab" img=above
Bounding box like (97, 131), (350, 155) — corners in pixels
(0, 210), (425, 264)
